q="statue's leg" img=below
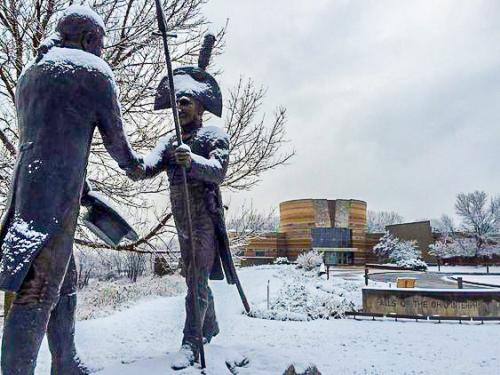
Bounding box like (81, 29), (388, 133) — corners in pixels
(202, 286), (219, 343)
(47, 255), (89, 375)
(1, 233), (73, 375)
(182, 269), (210, 355)
(180, 216), (216, 358)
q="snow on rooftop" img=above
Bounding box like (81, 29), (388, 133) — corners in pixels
(62, 4), (106, 31)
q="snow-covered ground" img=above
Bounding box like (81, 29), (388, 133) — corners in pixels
(1, 266), (498, 374)
(428, 265), (500, 274)
(458, 275), (500, 286)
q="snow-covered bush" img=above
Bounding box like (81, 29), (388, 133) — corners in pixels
(374, 232), (427, 270)
(296, 250), (323, 271)
(248, 268), (358, 321)
(373, 232), (399, 257)
(390, 240), (427, 271)
(274, 257), (290, 265)
(395, 257), (428, 271)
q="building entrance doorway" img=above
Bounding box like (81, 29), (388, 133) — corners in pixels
(333, 251), (354, 265)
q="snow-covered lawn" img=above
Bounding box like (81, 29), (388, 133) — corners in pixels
(428, 265), (500, 274)
(458, 275), (500, 287)
(1, 266), (498, 374)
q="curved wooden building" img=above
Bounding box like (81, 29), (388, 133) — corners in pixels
(245, 198), (370, 265)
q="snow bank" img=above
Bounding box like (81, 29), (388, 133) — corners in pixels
(428, 265), (500, 273)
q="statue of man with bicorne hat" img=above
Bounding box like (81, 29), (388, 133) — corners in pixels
(130, 34), (238, 369)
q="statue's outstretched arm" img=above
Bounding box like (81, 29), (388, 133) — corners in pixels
(96, 78), (142, 174)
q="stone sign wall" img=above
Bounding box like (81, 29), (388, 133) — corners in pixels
(363, 288), (500, 317)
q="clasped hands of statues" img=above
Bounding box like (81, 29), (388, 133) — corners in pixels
(126, 143), (192, 181)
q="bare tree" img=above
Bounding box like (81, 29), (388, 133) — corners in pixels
(226, 202), (278, 255)
(367, 210), (404, 233)
(223, 78), (294, 191)
(0, 1), (294, 260)
(454, 191), (500, 258)
(431, 192), (500, 266)
(125, 251), (147, 282)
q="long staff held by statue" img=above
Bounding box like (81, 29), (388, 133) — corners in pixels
(154, 0), (207, 368)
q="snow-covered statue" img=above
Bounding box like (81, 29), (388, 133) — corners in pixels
(129, 35), (238, 369)
(0, 5), (141, 374)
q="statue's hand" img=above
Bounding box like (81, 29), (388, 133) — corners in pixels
(175, 144), (192, 168)
(125, 158), (146, 181)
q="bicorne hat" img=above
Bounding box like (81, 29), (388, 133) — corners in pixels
(154, 34), (222, 117)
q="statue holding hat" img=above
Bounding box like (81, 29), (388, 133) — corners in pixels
(0, 5), (142, 374)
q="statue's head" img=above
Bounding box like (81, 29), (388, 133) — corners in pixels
(177, 95), (205, 128)
(56, 5), (106, 57)
(153, 34), (221, 127)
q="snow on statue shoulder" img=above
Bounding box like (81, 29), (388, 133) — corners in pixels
(21, 47), (115, 85)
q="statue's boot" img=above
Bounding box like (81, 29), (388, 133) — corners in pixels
(170, 343), (198, 370)
(1, 303), (51, 375)
(47, 294), (90, 375)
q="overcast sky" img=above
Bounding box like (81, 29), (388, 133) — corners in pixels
(201, 0), (500, 222)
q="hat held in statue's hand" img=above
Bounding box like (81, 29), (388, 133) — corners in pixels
(82, 191), (139, 248)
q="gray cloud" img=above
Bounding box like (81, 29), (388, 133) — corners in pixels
(203, 0), (500, 221)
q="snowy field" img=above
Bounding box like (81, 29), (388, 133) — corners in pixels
(427, 265), (500, 274)
(459, 275), (500, 287)
(1, 266), (498, 374)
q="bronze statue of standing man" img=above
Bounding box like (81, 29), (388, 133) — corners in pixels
(130, 36), (239, 369)
(0, 5), (142, 374)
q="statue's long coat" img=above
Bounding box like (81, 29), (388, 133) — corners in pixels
(0, 47), (138, 292)
(144, 125), (237, 284)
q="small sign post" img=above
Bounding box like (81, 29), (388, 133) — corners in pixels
(323, 252), (338, 280)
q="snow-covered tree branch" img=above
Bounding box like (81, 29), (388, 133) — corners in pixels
(430, 191), (500, 262)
